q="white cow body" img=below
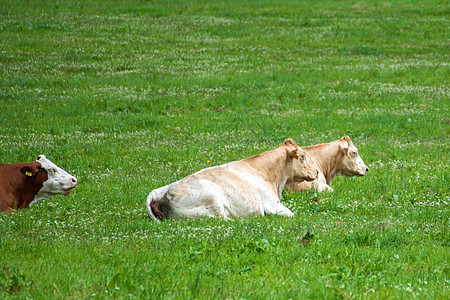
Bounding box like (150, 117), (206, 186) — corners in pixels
(147, 139), (318, 221)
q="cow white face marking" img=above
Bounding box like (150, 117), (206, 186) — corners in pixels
(30, 155), (78, 206)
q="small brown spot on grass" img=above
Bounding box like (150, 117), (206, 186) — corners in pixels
(299, 231), (315, 247)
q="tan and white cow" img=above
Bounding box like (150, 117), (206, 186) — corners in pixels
(146, 139), (318, 221)
(0, 155), (78, 212)
(287, 136), (368, 192)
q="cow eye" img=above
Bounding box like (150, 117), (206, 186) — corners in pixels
(300, 155), (306, 162)
(353, 152), (358, 157)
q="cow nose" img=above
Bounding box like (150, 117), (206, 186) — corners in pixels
(365, 167), (369, 173)
(71, 177), (78, 186)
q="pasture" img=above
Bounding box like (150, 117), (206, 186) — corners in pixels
(0, 0), (449, 298)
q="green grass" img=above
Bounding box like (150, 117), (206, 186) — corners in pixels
(0, 0), (449, 298)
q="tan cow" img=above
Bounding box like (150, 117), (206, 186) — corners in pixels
(287, 136), (368, 192)
(146, 139), (318, 221)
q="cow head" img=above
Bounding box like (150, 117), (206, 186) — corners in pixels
(28, 155), (78, 206)
(284, 138), (318, 184)
(337, 136), (369, 177)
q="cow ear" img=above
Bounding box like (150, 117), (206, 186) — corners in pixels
(283, 139), (299, 159)
(340, 136), (351, 143)
(20, 166), (37, 177)
(339, 140), (351, 159)
(283, 138), (297, 146)
(286, 147), (299, 160)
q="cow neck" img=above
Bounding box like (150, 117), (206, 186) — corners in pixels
(10, 163), (45, 209)
(242, 147), (288, 199)
(304, 141), (342, 185)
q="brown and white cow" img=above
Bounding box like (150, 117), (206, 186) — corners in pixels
(287, 136), (368, 192)
(0, 155), (78, 212)
(147, 138), (318, 221)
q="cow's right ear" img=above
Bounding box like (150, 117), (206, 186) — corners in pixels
(20, 166), (37, 177)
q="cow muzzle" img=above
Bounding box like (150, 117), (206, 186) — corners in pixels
(357, 166), (369, 177)
(62, 177), (78, 195)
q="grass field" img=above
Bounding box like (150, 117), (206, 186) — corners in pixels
(0, 0), (449, 298)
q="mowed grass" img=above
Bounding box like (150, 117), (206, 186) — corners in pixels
(0, 0), (449, 298)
